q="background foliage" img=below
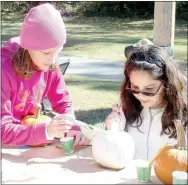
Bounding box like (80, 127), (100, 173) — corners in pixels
(1, 1), (187, 20)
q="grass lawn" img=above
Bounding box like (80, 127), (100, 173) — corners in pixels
(65, 75), (121, 125)
(1, 11), (187, 62)
(63, 17), (187, 63)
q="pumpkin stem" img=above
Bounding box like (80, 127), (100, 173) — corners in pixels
(35, 103), (42, 119)
(174, 119), (186, 149)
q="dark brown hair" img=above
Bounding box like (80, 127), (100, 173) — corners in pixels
(12, 47), (56, 79)
(121, 45), (187, 138)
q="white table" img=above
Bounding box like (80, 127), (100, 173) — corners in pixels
(2, 140), (162, 184)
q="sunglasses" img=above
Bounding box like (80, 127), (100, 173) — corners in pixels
(130, 50), (164, 68)
(126, 82), (163, 96)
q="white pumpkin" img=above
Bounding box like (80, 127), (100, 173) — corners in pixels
(92, 130), (135, 170)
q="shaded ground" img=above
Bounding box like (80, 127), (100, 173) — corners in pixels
(1, 11), (187, 62)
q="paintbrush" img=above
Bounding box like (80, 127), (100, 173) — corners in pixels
(148, 143), (168, 166)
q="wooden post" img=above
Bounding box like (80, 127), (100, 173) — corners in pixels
(153, 2), (176, 47)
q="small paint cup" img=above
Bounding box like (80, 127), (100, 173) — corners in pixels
(136, 160), (151, 183)
(172, 171), (188, 184)
(60, 137), (74, 154)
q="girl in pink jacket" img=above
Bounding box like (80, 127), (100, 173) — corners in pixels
(1, 3), (90, 146)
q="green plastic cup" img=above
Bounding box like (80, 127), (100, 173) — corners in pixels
(172, 171), (188, 184)
(136, 160), (151, 183)
(60, 137), (74, 154)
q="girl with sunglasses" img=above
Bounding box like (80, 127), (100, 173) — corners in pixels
(105, 45), (187, 160)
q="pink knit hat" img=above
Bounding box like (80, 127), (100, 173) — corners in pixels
(20, 3), (67, 50)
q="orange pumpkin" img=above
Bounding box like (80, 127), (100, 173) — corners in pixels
(154, 119), (188, 185)
(21, 103), (52, 147)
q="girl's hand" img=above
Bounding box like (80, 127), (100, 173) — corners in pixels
(105, 104), (126, 131)
(66, 130), (91, 147)
(47, 116), (73, 138)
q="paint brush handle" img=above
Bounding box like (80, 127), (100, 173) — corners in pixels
(75, 120), (102, 131)
(148, 143), (168, 166)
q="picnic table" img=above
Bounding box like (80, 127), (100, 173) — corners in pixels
(2, 139), (162, 184)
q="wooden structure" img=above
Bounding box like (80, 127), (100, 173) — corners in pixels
(153, 2), (176, 47)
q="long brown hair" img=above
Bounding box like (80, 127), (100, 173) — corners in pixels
(12, 47), (56, 79)
(121, 45), (187, 138)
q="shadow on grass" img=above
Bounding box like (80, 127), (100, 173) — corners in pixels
(64, 37), (145, 47)
(0, 12), (155, 48)
(1, 29), (148, 49)
(66, 78), (122, 91)
(75, 108), (112, 125)
(1, 11), (187, 61)
(1, 11), (24, 22)
(1, 34), (19, 44)
(174, 41), (187, 45)
(65, 16), (154, 30)
(178, 61), (188, 75)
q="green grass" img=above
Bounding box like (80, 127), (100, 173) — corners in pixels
(65, 75), (121, 125)
(63, 17), (187, 62)
(1, 11), (187, 62)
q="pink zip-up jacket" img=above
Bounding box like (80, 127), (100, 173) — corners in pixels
(1, 37), (80, 146)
